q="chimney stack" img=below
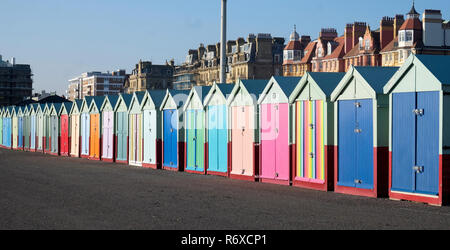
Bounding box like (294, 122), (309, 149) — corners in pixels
(352, 22), (367, 47)
(345, 23), (354, 54)
(394, 15), (405, 39)
(380, 17), (394, 50)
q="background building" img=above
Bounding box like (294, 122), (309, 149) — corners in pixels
(67, 70), (126, 101)
(174, 33), (285, 88)
(124, 60), (174, 93)
(0, 55), (33, 106)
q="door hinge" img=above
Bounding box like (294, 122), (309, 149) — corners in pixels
(413, 109), (424, 116)
(413, 166), (424, 173)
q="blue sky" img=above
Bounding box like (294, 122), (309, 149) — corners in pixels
(0, 0), (448, 95)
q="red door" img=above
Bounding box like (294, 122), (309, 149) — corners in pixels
(60, 115), (69, 155)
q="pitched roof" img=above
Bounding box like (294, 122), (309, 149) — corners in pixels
(354, 66), (399, 93)
(273, 76), (302, 96)
(240, 79), (268, 96)
(107, 95), (119, 108)
(61, 102), (73, 113)
(120, 93), (133, 107)
(91, 96), (105, 109)
(308, 72), (346, 96)
(216, 83), (235, 96)
(300, 41), (317, 63)
(147, 90), (167, 108)
(416, 54), (450, 84)
(284, 40), (304, 50)
(399, 18), (422, 31)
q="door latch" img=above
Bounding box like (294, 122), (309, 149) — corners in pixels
(413, 166), (424, 173)
(275, 173), (279, 178)
(355, 102), (361, 108)
(413, 109), (424, 116)
(354, 128), (362, 133)
(354, 179), (362, 184)
(309, 123), (314, 129)
(241, 169), (245, 174)
(309, 152), (315, 158)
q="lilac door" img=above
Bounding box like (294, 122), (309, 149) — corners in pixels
(102, 111), (114, 159)
(260, 103), (289, 181)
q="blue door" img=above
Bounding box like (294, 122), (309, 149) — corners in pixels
(392, 92), (416, 192)
(338, 99), (373, 189)
(18, 117), (23, 148)
(391, 92), (439, 196)
(338, 100), (357, 187)
(415, 92), (439, 195)
(355, 99), (373, 189)
(164, 110), (178, 168)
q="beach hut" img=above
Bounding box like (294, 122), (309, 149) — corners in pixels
(69, 100), (83, 157)
(36, 104), (45, 152)
(114, 93), (133, 164)
(89, 96), (105, 161)
(0, 107), (3, 147)
(2, 107), (12, 149)
(257, 76), (301, 185)
(203, 83), (235, 177)
(183, 86), (212, 174)
(29, 104), (38, 152)
(58, 102), (72, 156)
(384, 54), (450, 206)
(288, 72), (345, 191)
(100, 95), (119, 162)
(140, 90), (166, 169)
(128, 92), (145, 166)
(48, 103), (61, 156)
(80, 97), (94, 158)
(23, 105), (31, 151)
(11, 106), (19, 150)
(17, 106), (24, 150)
(227, 79), (267, 181)
(160, 89), (190, 171)
(330, 66), (398, 198)
(43, 103), (52, 154)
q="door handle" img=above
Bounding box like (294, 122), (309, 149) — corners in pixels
(413, 166), (424, 173)
(413, 109), (424, 116)
(354, 128), (362, 133)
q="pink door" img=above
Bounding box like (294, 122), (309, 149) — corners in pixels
(275, 103), (290, 181)
(260, 103), (276, 179)
(231, 106), (243, 175)
(242, 106), (254, 176)
(102, 112), (114, 159)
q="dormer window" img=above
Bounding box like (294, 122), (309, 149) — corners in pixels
(359, 37), (363, 49)
(318, 47), (323, 57)
(399, 31), (405, 42)
(327, 42), (332, 56)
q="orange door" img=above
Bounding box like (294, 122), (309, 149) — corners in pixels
(90, 114), (100, 158)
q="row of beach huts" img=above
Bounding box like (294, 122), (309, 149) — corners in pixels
(0, 54), (449, 206)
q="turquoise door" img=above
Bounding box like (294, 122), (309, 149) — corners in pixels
(116, 112), (128, 162)
(186, 110), (205, 172)
(207, 105), (228, 173)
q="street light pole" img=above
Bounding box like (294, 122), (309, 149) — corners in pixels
(220, 0), (227, 84)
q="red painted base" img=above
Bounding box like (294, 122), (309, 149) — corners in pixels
(229, 174), (257, 182)
(260, 178), (290, 186)
(102, 158), (114, 163)
(81, 154), (89, 159)
(292, 180), (329, 192)
(162, 166), (179, 172)
(142, 163), (158, 169)
(207, 170), (228, 177)
(88, 156), (100, 161)
(115, 160), (128, 165)
(185, 169), (206, 175)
